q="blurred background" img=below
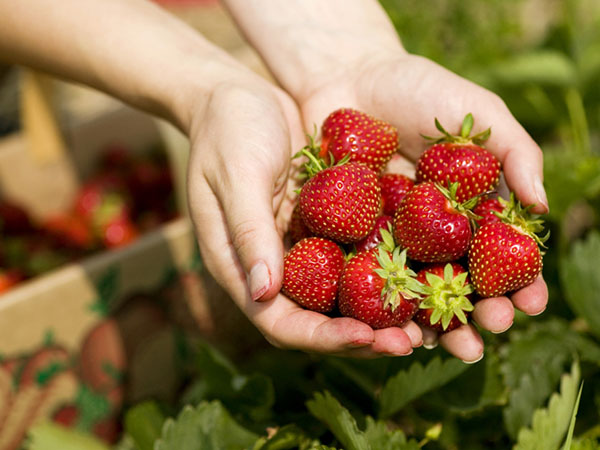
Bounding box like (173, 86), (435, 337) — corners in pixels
(1, 1), (600, 449)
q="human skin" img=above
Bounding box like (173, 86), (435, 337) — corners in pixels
(0, 0), (548, 362)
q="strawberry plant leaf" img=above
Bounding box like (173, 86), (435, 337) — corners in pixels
(560, 232), (600, 338)
(378, 356), (468, 418)
(25, 422), (110, 450)
(306, 391), (371, 450)
(488, 50), (577, 87)
(363, 417), (420, 450)
(514, 361), (581, 450)
(561, 382), (584, 450)
(503, 353), (566, 438)
(123, 401), (165, 450)
(251, 424), (327, 450)
(155, 401), (258, 450)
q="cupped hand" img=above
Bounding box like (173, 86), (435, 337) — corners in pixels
(297, 52), (549, 362)
(186, 76), (422, 358)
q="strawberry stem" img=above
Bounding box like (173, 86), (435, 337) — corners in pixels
(374, 248), (425, 312)
(424, 113), (491, 146)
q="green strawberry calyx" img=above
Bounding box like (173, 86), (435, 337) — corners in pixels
(374, 247), (425, 312)
(422, 113), (491, 147)
(494, 193), (549, 250)
(419, 263), (475, 331)
(435, 182), (483, 223)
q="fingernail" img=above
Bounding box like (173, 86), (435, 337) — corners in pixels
(491, 323), (513, 334)
(385, 348), (413, 357)
(414, 340), (424, 348)
(529, 306), (547, 317)
(423, 342), (438, 350)
(249, 261), (271, 301)
(534, 177), (549, 211)
(462, 353), (484, 365)
(347, 339), (373, 349)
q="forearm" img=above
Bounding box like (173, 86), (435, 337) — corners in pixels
(222, 0), (404, 101)
(0, 0), (250, 131)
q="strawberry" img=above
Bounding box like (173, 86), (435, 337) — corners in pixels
(319, 108), (398, 173)
(282, 237), (345, 313)
(43, 213), (95, 250)
(355, 215), (393, 253)
(414, 262), (474, 332)
(101, 214), (139, 249)
(0, 269), (25, 295)
(416, 113), (501, 203)
(473, 197), (504, 227)
(74, 175), (129, 223)
(338, 246), (423, 329)
(288, 204), (312, 245)
(379, 173), (414, 217)
(468, 195), (546, 297)
(299, 158), (381, 244)
(394, 182), (477, 262)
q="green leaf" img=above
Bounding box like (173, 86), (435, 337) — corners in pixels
(514, 361), (581, 450)
(155, 401), (258, 450)
(504, 354), (566, 438)
(489, 50), (577, 87)
(124, 401), (165, 450)
(560, 232), (600, 338)
(570, 438), (600, 450)
(251, 424), (318, 450)
(363, 417), (420, 450)
(562, 383), (584, 450)
(90, 266), (120, 317)
(378, 357), (469, 418)
(306, 391), (371, 450)
(26, 422), (110, 450)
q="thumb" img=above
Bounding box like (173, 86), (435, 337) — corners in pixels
(218, 172), (285, 302)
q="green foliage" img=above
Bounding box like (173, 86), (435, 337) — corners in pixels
(25, 423), (110, 450)
(379, 356), (469, 418)
(560, 232), (600, 338)
(124, 401), (165, 450)
(154, 401), (258, 450)
(514, 362), (582, 450)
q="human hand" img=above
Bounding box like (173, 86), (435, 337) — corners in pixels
(295, 52), (548, 362)
(186, 74), (423, 358)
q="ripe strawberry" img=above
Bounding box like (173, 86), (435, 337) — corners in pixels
(355, 215), (393, 253)
(282, 237), (345, 313)
(299, 159), (381, 243)
(338, 247), (423, 329)
(473, 197), (504, 227)
(74, 175), (129, 223)
(43, 213), (95, 250)
(101, 214), (139, 249)
(379, 174), (414, 217)
(394, 182), (476, 262)
(468, 195), (546, 297)
(288, 204), (312, 245)
(416, 114), (501, 203)
(0, 269), (25, 295)
(319, 108), (398, 173)
(414, 262), (474, 332)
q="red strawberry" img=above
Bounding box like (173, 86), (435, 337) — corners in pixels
(414, 262), (474, 332)
(338, 247), (423, 329)
(0, 269), (25, 295)
(379, 174), (414, 216)
(74, 175), (129, 223)
(288, 204), (312, 245)
(416, 114), (501, 203)
(319, 108), (398, 173)
(469, 194), (546, 297)
(394, 182), (476, 262)
(355, 215), (393, 253)
(299, 160), (381, 243)
(473, 197), (504, 227)
(282, 237), (345, 313)
(43, 213), (95, 250)
(101, 214), (139, 249)
(53, 404), (79, 427)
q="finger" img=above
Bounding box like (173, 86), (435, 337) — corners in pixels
(337, 326), (413, 358)
(439, 324), (484, 363)
(472, 296), (514, 333)
(210, 166), (285, 302)
(422, 327), (439, 349)
(510, 274), (548, 316)
(401, 321), (423, 348)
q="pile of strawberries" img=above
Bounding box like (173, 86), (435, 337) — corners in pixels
(282, 108), (547, 333)
(0, 145), (176, 294)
